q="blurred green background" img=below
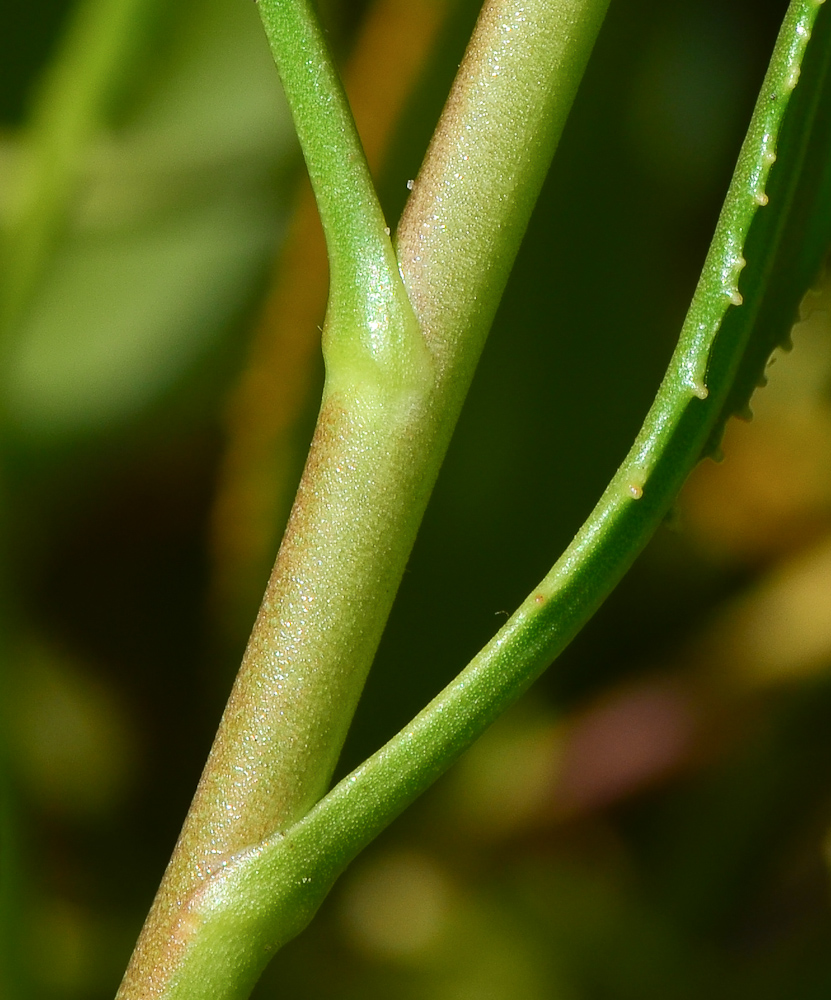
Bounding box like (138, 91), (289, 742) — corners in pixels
(3, 0), (831, 996)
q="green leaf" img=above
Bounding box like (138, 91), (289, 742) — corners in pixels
(0, 0), (297, 438)
(3, 195), (280, 437)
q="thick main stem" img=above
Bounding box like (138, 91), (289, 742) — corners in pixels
(145, 11), (831, 998)
(118, 0), (611, 996)
(397, 0), (611, 395)
(119, 385), (442, 999)
(117, 0), (436, 992)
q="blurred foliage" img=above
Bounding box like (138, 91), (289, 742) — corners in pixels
(1, 0), (831, 997)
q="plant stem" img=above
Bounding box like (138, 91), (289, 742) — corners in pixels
(290, 0), (831, 874)
(209, 0), (447, 639)
(119, 2), (831, 997)
(396, 0), (611, 396)
(118, 0), (612, 996)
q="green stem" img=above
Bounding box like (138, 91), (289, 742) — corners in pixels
(127, 2), (831, 997)
(288, 0), (831, 899)
(396, 0), (612, 396)
(257, 0), (428, 386)
(118, 0), (612, 996)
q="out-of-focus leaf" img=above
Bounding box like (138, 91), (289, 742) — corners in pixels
(1, 0), (298, 439)
(4, 196), (279, 436)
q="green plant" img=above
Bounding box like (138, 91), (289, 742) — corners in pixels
(2, 0), (831, 997)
